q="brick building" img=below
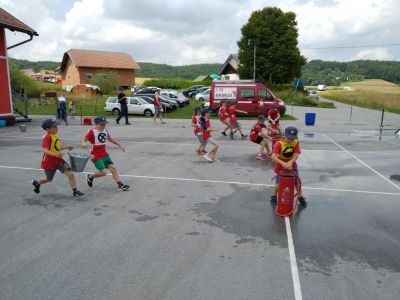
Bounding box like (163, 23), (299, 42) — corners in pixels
(60, 49), (140, 90)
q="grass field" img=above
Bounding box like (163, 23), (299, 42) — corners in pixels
(135, 77), (154, 85)
(321, 79), (400, 113)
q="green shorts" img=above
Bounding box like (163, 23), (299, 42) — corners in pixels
(93, 155), (113, 171)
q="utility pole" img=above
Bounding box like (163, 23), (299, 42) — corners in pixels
(253, 45), (256, 81)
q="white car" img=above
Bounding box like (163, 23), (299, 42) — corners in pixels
(308, 90), (319, 100)
(104, 96), (159, 117)
(195, 89), (210, 101)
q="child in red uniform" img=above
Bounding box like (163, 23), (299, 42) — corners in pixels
(267, 122), (282, 150)
(229, 103), (248, 139)
(82, 116), (130, 191)
(249, 115), (270, 160)
(200, 109), (219, 162)
(268, 104), (280, 125)
(218, 102), (232, 137)
(191, 107), (206, 155)
(32, 119), (84, 197)
(270, 127), (307, 207)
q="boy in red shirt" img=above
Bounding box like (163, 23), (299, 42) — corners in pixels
(191, 107), (206, 155)
(200, 109), (219, 162)
(82, 116), (129, 191)
(268, 104), (280, 125)
(267, 122), (283, 150)
(218, 102), (232, 137)
(249, 115), (270, 160)
(32, 119), (84, 197)
(229, 102), (248, 139)
(270, 127), (307, 207)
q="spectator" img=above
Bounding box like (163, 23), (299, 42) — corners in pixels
(116, 88), (131, 125)
(153, 89), (166, 125)
(57, 96), (68, 125)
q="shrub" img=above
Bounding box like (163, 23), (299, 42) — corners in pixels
(91, 70), (120, 95)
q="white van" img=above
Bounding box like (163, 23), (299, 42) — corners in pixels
(317, 85), (326, 91)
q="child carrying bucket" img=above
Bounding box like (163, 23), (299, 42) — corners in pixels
(270, 127), (307, 207)
(82, 116), (130, 191)
(31, 119), (85, 197)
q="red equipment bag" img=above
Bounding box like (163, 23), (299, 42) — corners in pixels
(83, 117), (92, 125)
(276, 170), (301, 217)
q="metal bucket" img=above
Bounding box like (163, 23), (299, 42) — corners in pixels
(19, 125), (27, 132)
(68, 152), (90, 172)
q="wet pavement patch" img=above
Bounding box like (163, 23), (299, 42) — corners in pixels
(192, 185), (287, 247)
(291, 193), (400, 275)
(135, 215), (158, 222)
(390, 174), (400, 182)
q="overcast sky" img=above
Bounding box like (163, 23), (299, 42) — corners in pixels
(1, 0), (399, 64)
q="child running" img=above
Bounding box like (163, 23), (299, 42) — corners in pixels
(200, 108), (219, 162)
(32, 119), (84, 197)
(191, 107), (206, 155)
(82, 116), (130, 191)
(218, 102), (233, 137)
(229, 102), (248, 139)
(249, 115), (270, 160)
(270, 127), (307, 207)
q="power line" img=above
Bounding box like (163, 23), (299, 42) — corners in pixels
(301, 43), (400, 50)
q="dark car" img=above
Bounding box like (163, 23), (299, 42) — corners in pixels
(182, 85), (205, 97)
(135, 93), (178, 109)
(138, 96), (173, 112)
(134, 86), (159, 95)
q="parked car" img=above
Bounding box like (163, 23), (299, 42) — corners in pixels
(134, 86), (159, 94)
(138, 96), (173, 112)
(104, 96), (158, 117)
(160, 90), (189, 105)
(317, 84), (326, 91)
(209, 80), (286, 115)
(308, 90), (319, 100)
(195, 89), (210, 102)
(135, 93), (178, 109)
(188, 86), (209, 98)
(182, 85), (205, 97)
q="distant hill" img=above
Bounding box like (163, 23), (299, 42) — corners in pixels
(136, 62), (221, 80)
(10, 58), (60, 71)
(9, 58), (221, 80)
(301, 60), (400, 85)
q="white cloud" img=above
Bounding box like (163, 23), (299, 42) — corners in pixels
(351, 48), (395, 60)
(1, 0), (400, 64)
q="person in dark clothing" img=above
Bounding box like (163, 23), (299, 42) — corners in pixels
(116, 89), (131, 125)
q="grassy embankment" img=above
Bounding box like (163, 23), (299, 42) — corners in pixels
(321, 79), (400, 113)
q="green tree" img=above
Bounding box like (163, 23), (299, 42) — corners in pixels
(237, 7), (306, 84)
(91, 70), (120, 95)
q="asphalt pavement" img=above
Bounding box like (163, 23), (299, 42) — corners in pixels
(0, 102), (399, 300)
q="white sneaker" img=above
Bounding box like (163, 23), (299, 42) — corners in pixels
(203, 154), (213, 162)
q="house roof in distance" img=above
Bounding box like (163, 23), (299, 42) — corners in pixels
(60, 49), (140, 72)
(218, 54), (239, 74)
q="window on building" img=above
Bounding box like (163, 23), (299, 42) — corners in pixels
(86, 73), (93, 80)
(239, 88), (255, 98)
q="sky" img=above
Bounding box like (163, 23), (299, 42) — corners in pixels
(1, 0), (399, 64)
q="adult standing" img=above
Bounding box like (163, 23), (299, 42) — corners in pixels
(116, 88), (131, 125)
(57, 95), (68, 125)
(153, 89), (166, 125)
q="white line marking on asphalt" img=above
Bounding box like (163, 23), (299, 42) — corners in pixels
(0, 135), (399, 155)
(324, 134), (400, 191)
(285, 217), (303, 300)
(1, 165), (400, 196)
